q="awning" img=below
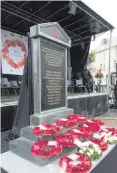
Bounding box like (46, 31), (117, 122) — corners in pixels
(1, 1), (114, 47)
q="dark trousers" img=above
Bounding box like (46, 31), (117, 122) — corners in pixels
(84, 79), (91, 93)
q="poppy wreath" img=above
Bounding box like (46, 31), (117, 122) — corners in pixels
(55, 133), (77, 148)
(101, 135), (117, 144)
(92, 119), (104, 126)
(2, 40), (26, 69)
(80, 124), (92, 133)
(99, 126), (109, 134)
(31, 140), (63, 158)
(98, 131), (117, 144)
(91, 138), (108, 152)
(33, 123), (61, 136)
(70, 128), (92, 140)
(67, 114), (87, 124)
(56, 118), (78, 127)
(80, 129), (92, 140)
(59, 153), (92, 173)
(116, 129), (117, 136)
(85, 120), (101, 133)
(100, 127), (117, 136)
(70, 128), (84, 139)
(79, 141), (102, 160)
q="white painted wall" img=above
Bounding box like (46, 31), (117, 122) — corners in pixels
(94, 46), (117, 85)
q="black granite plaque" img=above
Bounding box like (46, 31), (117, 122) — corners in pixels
(41, 39), (66, 111)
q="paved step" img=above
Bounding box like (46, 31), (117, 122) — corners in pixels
(20, 126), (53, 142)
(9, 137), (77, 166)
(30, 108), (73, 126)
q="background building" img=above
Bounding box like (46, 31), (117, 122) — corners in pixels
(88, 38), (117, 85)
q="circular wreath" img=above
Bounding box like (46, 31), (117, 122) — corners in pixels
(91, 138), (108, 152)
(79, 141), (102, 160)
(99, 132), (117, 144)
(70, 128), (84, 139)
(31, 140), (63, 158)
(55, 133), (77, 148)
(80, 124), (92, 133)
(102, 136), (117, 144)
(59, 153), (92, 173)
(100, 127), (117, 136)
(33, 123), (61, 136)
(92, 119), (104, 126)
(67, 114), (87, 124)
(85, 120), (101, 133)
(70, 128), (92, 140)
(2, 40), (26, 69)
(56, 118), (78, 127)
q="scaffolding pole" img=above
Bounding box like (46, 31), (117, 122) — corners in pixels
(107, 29), (113, 94)
(67, 48), (72, 80)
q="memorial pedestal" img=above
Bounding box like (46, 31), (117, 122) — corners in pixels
(9, 22), (73, 166)
(30, 108), (73, 125)
(9, 137), (77, 166)
(9, 108), (73, 166)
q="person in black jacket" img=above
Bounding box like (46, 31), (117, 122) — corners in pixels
(82, 66), (93, 93)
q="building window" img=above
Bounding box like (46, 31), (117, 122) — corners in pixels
(111, 73), (117, 85)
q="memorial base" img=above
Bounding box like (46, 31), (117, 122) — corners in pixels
(9, 137), (77, 166)
(9, 108), (74, 166)
(1, 145), (117, 173)
(30, 108), (73, 126)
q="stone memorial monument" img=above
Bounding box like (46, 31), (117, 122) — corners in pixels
(9, 22), (74, 166)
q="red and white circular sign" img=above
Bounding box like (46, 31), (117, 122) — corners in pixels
(2, 40), (26, 69)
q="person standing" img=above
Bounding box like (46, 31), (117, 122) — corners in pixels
(82, 66), (93, 93)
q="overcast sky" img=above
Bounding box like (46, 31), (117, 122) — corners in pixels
(82, 0), (117, 51)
